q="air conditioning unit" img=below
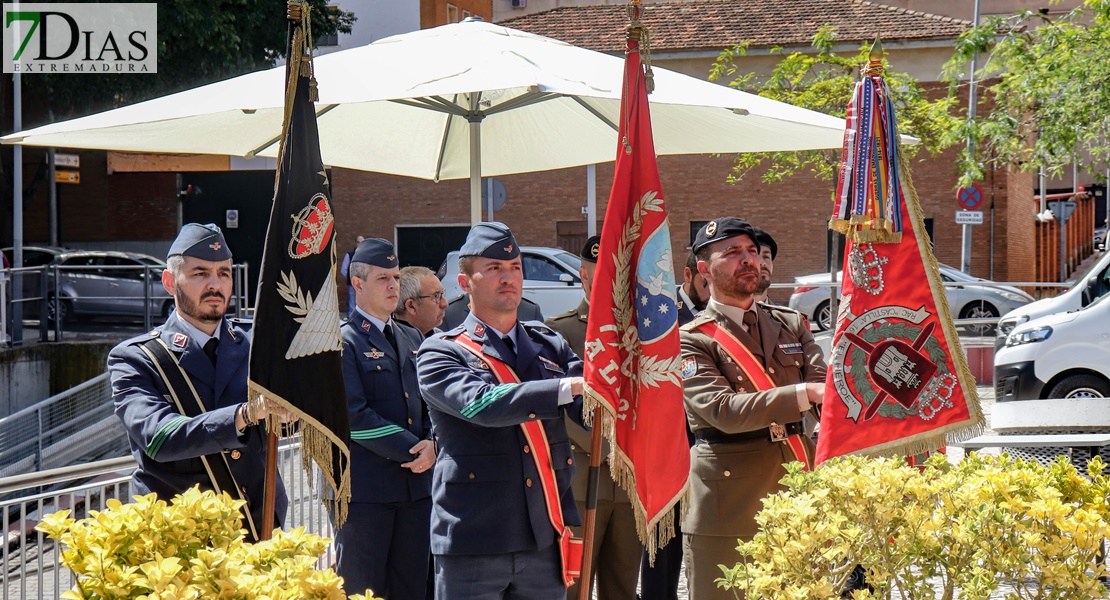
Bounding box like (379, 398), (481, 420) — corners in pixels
(511, 0), (526, 8)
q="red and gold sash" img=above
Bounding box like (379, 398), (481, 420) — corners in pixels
(452, 332), (583, 587)
(693, 320), (813, 470)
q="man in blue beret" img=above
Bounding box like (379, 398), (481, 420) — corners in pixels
(417, 222), (587, 600)
(109, 223), (295, 542)
(337, 237), (435, 600)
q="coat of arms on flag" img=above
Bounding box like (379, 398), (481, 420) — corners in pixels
(816, 39), (984, 463)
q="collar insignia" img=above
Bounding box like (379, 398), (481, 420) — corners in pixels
(473, 323), (485, 337)
(366, 349), (384, 359)
(172, 333), (188, 349)
(361, 320), (372, 332)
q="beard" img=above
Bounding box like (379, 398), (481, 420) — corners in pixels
(710, 262), (760, 298)
(757, 272), (771, 295)
(175, 289), (226, 324)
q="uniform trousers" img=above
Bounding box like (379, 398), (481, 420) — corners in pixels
(682, 533), (749, 600)
(640, 505), (683, 600)
(566, 497), (640, 600)
(336, 498), (432, 600)
(435, 543), (564, 600)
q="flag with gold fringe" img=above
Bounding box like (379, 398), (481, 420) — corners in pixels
(815, 39), (984, 464)
(247, 2), (351, 524)
(583, 4), (689, 557)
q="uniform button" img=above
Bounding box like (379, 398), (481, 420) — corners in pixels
(230, 450), (241, 460)
(567, 459), (573, 465)
(570, 444), (577, 450)
(528, 413), (536, 419)
(724, 470), (731, 477)
(526, 478), (533, 487)
(376, 365), (382, 371)
(469, 473), (475, 480)
(408, 418), (413, 425)
(795, 360), (801, 366)
(405, 392), (410, 398)
(524, 445), (531, 454)
(738, 375), (744, 381)
(768, 367), (776, 374)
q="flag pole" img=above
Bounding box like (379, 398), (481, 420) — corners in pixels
(575, 410), (604, 600)
(260, 1), (306, 541)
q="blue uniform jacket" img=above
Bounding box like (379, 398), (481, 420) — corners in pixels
(108, 312), (287, 532)
(341, 316), (432, 503)
(417, 313), (584, 556)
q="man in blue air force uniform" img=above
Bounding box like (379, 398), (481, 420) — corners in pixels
(337, 238), (435, 600)
(417, 222), (587, 600)
(109, 223), (293, 541)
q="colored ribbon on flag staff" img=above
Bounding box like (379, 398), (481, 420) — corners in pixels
(582, 5), (689, 559)
(831, 39), (904, 244)
(247, 1), (352, 525)
(816, 40), (983, 464)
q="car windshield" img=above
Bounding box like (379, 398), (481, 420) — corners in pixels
(555, 252), (581, 272)
(1068, 252), (1108, 285)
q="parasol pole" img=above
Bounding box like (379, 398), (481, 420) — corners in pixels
(469, 93), (483, 224)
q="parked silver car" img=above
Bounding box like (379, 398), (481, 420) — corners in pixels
(2, 246), (173, 322)
(437, 246), (584, 318)
(787, 264), (1034, 334)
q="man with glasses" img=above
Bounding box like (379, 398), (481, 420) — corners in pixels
(394, 266), (449, 337)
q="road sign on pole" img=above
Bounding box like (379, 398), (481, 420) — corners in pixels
(1047, 200), (1077, 223)
(955, 210), (984, 225)
(957, 183), (984, 210)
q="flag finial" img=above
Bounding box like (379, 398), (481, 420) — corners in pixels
(869, 35), (883, 61)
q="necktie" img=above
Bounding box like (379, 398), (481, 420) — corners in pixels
(383, 322), (399, 355)
(203, 337), (218, 365)
(503, 335), (517, 363)
(742, 309), (762, 349)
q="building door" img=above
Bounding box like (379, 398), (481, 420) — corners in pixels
(396, 225), (471, 272)
(556, 221), (603, 254)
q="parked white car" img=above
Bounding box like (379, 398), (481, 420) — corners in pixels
(437, 246), (584, 318)
(788, 264), (1034, 334)
(996, 249), (1110, 348)
(994, 290), (1110, 400)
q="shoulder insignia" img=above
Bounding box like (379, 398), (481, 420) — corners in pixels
(171, 332), (188, 349)
(681, 356), (697, 378)
(467, 360), (490, 370)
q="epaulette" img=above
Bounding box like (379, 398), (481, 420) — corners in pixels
(123, 328), (162, 346)
(521, 319), (554, 333)
(520, 296), (540, 308)
(447, 294), (468, 306)
(759, 302), (805, 319)
(440, 324), (467, 338)
(546, 307), (578, 321)
(680, 311), (712, 333)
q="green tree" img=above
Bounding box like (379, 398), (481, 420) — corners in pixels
(943, 0), (1110, 185)
(709, 25), (959, 185)
(21, 0), (356, 123)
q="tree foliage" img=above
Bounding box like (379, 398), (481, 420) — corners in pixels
(709, 25), (960, 185)
(943, 0), (1110, 185)
(21, 0), (356, 123)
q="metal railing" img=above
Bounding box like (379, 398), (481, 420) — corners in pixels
(0, 374), (124, 484)
(1, 263), (252, 346)
(0, 440), (334, 600)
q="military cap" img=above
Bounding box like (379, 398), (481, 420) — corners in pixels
(351, 237), (398, 269)
(580, 235), (601, 264)
(459, 222), (520, 260)
(751, 226), (778, 260)
(167, 223), (232, 261)
(692, 217), (761, 255)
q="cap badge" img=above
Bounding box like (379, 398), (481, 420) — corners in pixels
(504, 244), (513, 253)
(474, 323), (486, 337)
(705, 221), (718, 237)
(210, 241), (221, 251)
(172, 333), (188, 349)
(589, 243), (600, 259)
(387, 255), (396, 262)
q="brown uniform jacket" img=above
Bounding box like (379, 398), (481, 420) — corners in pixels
(680, 300), (825, 538)
(545, 299), (630, 504)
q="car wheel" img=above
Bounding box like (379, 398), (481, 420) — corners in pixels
(812, 300), (832, 331)
(47, 295), (73, 324)
(959, 301), (998, 336)
(161, 299), (174, 319)
(1047, 374), (1110, 399)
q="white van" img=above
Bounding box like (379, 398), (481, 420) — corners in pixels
(437, 247), (584, 317)
(996, 250), (1110, 348)
(994, 290), (1110, 400)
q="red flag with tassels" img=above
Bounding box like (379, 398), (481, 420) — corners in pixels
(815, 39), (984, 463)
(582, 4), (689, 558)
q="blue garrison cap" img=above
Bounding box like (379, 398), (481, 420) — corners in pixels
(167, 223), (232, 261)
(692, 217), (761, 255)
(459, 222), (520, 260)
(351, 237), (398, 269)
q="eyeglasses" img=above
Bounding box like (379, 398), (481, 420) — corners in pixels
(416, 291), (447, 302)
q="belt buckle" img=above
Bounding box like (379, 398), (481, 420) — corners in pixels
(769, 422), (788, 442)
